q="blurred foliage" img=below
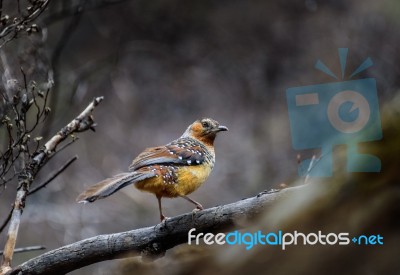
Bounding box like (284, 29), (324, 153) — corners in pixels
(0, 0), (399, 274)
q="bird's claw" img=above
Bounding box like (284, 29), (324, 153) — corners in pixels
(160, 215), (170, 224)
(192, 208), (201, 214)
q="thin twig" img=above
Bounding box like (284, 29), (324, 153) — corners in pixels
(51, 137), (79, 156)
(0, 246), (45, 256)
(29, 155), (78, 196)
(0, 156), (77, 234)
(0, 0), (50, 38)
(0, 209), (12, 235)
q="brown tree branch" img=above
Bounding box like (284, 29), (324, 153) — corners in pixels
(0, 97), (104, 274)
(8, 186), (304, 275)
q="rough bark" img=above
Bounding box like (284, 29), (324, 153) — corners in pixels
(9, 185), (304, 275)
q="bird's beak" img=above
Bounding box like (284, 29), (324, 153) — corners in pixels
(217, 125), (229, 132)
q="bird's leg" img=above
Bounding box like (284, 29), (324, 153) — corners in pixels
(157, 195), (167, 222)
(180, 195), (203, 210)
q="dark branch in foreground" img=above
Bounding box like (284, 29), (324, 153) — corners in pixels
(9, 185), (305, 275)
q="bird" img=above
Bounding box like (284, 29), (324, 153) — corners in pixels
(76, 118), (228, 222)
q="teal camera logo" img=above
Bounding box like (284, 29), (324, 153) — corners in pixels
(286, 48), (382, 177)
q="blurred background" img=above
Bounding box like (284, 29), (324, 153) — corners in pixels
(0, 0), (400, 274)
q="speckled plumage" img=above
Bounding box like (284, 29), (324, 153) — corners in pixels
(77, 118), (228, 221)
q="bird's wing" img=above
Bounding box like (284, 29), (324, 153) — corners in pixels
(129, 138), (207, 170)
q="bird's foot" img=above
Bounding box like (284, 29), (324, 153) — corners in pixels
(160, 214), (170, 221)
(191, 204), (203, 220)
(191, 208), (200, 221)
(160, 215), (170, 225)
(192, 208), (201, 214)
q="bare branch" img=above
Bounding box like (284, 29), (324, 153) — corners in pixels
(28, 155), (78, 196)
(0, 79), (52, 189)
(0, 209), (12, 236)
(8, 186), (304, 275)
(0, 97), (104, 273)
(0, 246), (45, 256)
(0, 0), (50, 47)
(0, 143), (77, 235)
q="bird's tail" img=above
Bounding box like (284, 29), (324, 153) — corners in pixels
(76, 171), (153, 203)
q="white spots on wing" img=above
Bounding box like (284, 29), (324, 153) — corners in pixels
(162, 138), (211, 167)
(156, 166), (178, 185)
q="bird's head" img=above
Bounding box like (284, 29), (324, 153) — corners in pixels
(182, 118), (228, 145)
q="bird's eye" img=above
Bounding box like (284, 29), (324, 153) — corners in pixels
(201, 121), (210, 128)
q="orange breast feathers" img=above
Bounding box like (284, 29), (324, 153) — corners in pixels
(134, 163), (213, 198)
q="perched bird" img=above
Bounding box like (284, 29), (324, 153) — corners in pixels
(76, 118), (228, 221)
